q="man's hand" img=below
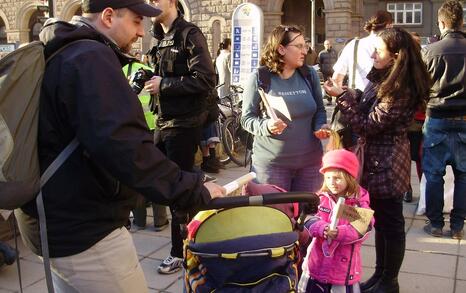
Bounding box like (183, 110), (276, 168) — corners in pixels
(267, 119), (287, 135)
(144, 76), (162, 95)
(204, 182), (226, 199)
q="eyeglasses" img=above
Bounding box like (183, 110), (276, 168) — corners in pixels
(287, 43), (311, 52)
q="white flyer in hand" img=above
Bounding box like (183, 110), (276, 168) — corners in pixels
(266, 94), (292, 121)
(223, 172), (257, 195)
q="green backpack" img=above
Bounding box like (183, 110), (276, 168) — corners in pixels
(0, 41), (82, 210)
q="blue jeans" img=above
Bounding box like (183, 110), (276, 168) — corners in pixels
(201, 121), (220, 146)
(251, 163), (322, 192)
(422, 117), (466, 231)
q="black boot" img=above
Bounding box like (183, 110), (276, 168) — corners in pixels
(361, 231), (385, 292)
(371, 235), (405, 293)
(209, 147), (225, 169)
(201, 156), (220, 173)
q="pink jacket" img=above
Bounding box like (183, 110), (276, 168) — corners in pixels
(302, 187), (373, 285)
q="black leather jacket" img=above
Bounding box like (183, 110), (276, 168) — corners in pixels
(422, 30), (466, 118)
(151, 15), (216, 128)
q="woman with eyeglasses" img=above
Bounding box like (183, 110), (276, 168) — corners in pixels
(324, 27), (431, 293)
(241, 24), (328, 203)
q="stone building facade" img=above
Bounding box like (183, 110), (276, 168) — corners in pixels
(1, 1), (457, 57)
(0, 0), (371, 56)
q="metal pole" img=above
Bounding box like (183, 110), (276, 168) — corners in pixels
(48, 0), (54, 18)
(310, 0), (315, 49)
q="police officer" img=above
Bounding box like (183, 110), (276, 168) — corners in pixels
(144, 0), (217, 274)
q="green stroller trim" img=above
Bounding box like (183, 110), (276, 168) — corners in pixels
(189, 242), (297, 259)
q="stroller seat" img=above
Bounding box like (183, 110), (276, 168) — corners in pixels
(185, 206), (299, 292)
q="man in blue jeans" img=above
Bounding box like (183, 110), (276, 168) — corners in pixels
(421, 0), (466, 240)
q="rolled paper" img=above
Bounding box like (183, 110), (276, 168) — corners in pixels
(328, 196), (345, 244)
(223, 172), (257, 195)
(330, 197), (345, 230)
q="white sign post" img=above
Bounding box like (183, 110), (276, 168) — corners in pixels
(231, 3), (263, 86)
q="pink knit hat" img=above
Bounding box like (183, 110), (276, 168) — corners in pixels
(320, 149), (360, 179)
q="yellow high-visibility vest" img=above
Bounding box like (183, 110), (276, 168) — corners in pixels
(122, 62), (156, 130)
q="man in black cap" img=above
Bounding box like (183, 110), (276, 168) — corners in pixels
(15, 1), (225, 291)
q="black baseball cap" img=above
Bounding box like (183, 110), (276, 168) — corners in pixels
(82, 0), (161, 17)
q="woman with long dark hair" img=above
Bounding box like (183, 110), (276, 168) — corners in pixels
(324, 27), (431, 293)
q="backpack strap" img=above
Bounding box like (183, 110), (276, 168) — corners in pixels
(126, 62), (134, 78)
(351, 39), (360, 89)
(297, 65), (320, 129)
(37, 138), (79, 293)
(257, 66), (271, 92)
(297, 65), (316, 94)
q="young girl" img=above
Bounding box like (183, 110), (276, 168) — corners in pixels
(298, 149), (373, 293)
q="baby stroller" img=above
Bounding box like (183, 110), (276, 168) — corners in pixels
(184, 186), (319, 292)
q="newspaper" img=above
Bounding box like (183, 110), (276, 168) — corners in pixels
(340, 205), (374, 235)
(329, 198), (374, 236)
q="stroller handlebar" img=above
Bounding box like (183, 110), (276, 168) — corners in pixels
(201, 192), (319, 210)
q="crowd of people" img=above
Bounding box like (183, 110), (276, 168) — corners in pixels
(1, 0), (464, 292)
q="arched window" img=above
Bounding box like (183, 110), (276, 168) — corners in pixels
(212, 20), (221, 58)
(0, 18), (6, 44)
(28, 10), (44, 42)
(74, 6), (82, 16)
(282, 0), (325, 49)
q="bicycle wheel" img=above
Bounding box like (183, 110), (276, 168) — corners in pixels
(222, 117), (248, 167)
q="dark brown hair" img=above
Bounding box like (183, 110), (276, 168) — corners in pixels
(438, 0), (464, 30)
(377, 28), (431, 108)
(364, 11), (393, 33)
(260, 24), (304, 74)
(220, 38), (231, 50)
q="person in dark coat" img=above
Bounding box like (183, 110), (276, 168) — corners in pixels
(324, 28), (431, 293)
(421, 0), (466, 240)
(15, 1), (225, 291)
(318, 39), (338, 105)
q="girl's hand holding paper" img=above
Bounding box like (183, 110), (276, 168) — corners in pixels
(324, 226), (338, 240)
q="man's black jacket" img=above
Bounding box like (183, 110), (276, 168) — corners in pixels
(151, 15), (216, 128)
(17, 17), (210, 257)
(422, 30), (466, 118)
